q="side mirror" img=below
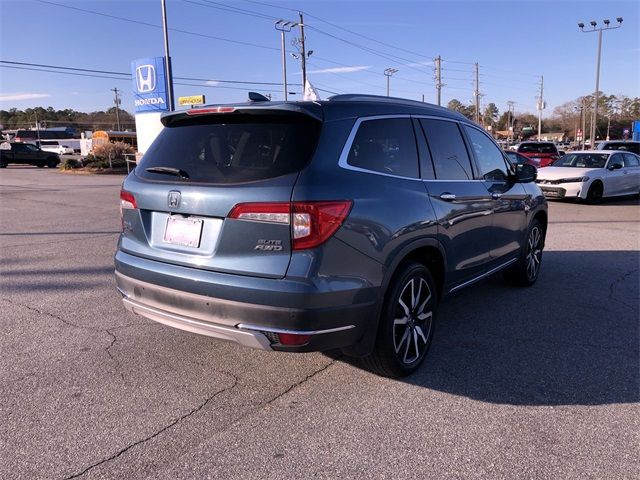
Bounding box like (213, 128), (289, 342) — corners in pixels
(608, 163), (622, 171)
(515, 163), (537, 183)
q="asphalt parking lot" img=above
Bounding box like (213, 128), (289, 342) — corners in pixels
(1, 166), (638, 479)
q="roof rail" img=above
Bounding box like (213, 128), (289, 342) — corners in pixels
(328, 93), (448, 110)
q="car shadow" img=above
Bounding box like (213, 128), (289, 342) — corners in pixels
(549, 196), (639, 206)
(333, 250), (639, 406)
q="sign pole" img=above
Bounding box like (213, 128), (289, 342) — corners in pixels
(161, 0), (175, 111)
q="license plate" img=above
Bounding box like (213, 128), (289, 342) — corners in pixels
(542, 190), (559, 197)
(163, 216), (203, 247)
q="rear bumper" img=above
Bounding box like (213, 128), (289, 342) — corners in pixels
(114, 251), (378, 352)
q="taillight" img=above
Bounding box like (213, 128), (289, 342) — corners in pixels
(291, 201), (352, 250)
(120, 190), (137, 231)
(228, 202), (290, 224)
(228, 201), (352, 250)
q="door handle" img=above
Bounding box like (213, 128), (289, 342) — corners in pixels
(491, 192), (502, 199)
(439, 193), (456, 201)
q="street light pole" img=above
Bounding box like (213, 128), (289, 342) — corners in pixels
(275, 20), (297, 101)
(384, 68), (398, 97)
(578, 17), (623, 147)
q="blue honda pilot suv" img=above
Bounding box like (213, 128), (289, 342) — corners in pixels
(115, 94), (547, 377)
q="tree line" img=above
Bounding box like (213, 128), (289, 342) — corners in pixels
(0, 106), (135, 133)
(447, 92), (640, 141)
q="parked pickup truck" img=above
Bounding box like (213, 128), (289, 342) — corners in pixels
(38, 140), (75, 155)
(0, 141), (60, 168)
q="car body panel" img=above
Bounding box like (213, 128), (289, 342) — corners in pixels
(115, 95), (548, 355)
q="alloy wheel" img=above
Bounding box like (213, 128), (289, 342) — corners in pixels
(526, 226), (542, 281)
(393, 277), (433, 365)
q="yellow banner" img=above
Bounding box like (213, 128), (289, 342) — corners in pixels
(178, 95), (206, 106)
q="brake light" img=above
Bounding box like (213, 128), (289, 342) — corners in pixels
(185, 106), (236, 115)
(228, 202), (290, 224)
(228, 201), (352, 250)
(291, 201), (352, 250)
(120, 190), (137, 231)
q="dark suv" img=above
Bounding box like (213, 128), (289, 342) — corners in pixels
(115, 95), (547, 377)
(0, 141), (60, 168)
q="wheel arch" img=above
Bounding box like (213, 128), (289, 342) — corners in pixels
(343, 238), (447, 358)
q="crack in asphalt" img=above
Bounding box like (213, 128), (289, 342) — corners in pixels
(607, 268), (639, 311)
(63, 372), (239, 480)
(104, 329), (126, 383)
(1, 298), (138, 382)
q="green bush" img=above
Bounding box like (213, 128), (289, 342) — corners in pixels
(59, 158), (82, 170)
(83, 158), (127, 169)
(89, 141), (135, 168)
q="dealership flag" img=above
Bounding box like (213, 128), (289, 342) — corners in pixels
(303, 79), (321, 101)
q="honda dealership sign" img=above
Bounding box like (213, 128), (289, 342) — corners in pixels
(131, 57), (169, 113)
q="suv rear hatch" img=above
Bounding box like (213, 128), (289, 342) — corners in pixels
(517, 142), (559, 167)
(119, 104), (323, 279)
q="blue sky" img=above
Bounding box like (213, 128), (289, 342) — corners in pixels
(0, 0), (638, 118)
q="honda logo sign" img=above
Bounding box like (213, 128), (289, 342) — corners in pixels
(136, 64), (156, 93)
(131, 57), (169, 113)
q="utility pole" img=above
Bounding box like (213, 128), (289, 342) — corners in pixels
(111, 87), (122, 131)
(34, 110), (41, 145)
(581, 97), (587, 150)
(537, 75), (544, 141)
(473, 62), (480, 124)
(384, 68), (398, 97)
(275, 20), (297, 101)
(574, 103), (584, 147)
(434, 56), (442, 106)
(160, 0), (175, 111)
(506, 100), (515, 142)
(578, 17), (623, 147)
(298, 12), (307, 88)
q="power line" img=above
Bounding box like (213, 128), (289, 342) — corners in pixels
(0, 60), (299, 86)
(1, 65), (289, 93)
(36, 0), (280, 52)
(182, 0), (279, 21)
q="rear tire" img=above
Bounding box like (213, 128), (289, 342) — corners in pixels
(47, 158), (58, 168)
(504, 219), (544, 287)
(586, 181), (603, 204)
(361, 262), (437, 378)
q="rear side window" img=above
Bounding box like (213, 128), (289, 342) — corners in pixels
(347, 118), (419, 178)
(419, 119), (473, 180)
(137, 115), (321, 184)
(464, 126), (509, 180)
(623, 153), (640, 167)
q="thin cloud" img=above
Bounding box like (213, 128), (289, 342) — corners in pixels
(0, 93), (50, 101)
(205, 80), (220, 86)
(306, 66), (371, 75)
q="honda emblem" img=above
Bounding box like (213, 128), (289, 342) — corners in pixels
(168, 191), (181, 208)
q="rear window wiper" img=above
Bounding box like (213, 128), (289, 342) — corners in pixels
(145, 166), (190, 180)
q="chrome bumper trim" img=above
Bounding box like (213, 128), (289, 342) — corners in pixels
(122, 297), (273, 350)
(237, 323), (356, 336)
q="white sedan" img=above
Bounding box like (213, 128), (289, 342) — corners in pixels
(535, 150), (640, 203)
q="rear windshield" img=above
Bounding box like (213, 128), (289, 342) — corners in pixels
(518, 143), (557, 154)
(137, 115), (321, 184)
(599, 142), (639, 154)
(552, 153), (609, 168)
